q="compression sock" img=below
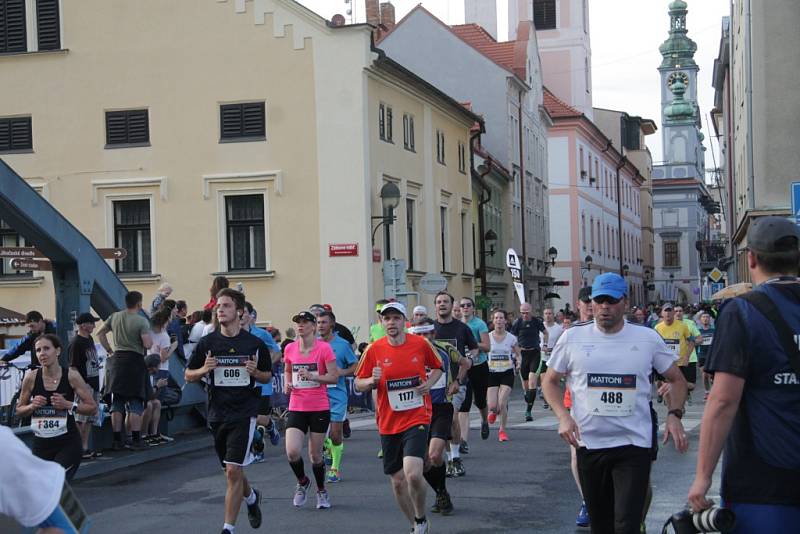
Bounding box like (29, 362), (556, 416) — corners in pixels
(289, 458), (306, 481)
(245, 489), (257, 506)
(428, 462), (447, 493)
(312, 462), (326, 490)
(331, 442), (344, 471)
(450, 443), (460, 460)
(324, 437), (333, 452)
(223, 523), (235, 533)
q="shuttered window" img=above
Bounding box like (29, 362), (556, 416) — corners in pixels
(533, 0), (556, 30)
(105, 109), (149, 146)
(0, 0), (27, 53)
(0, 116), (32, 152)
(220, 102), (265, 141)
(36, 0), (59, 50)
(226, 195), (266, 271)
(114, 200), (152, 274)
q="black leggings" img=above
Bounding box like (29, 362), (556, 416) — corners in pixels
(33, 432), (83, 481)
(576, 445), (652, 534)
(459, 362), (489, 413)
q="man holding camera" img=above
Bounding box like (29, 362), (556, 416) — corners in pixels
(688, 217), (800, 532)
(544, 273), (689, 534)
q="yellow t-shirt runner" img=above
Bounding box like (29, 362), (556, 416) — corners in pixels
(655, 320), (692, 366)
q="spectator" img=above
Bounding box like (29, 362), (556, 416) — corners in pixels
(165, 300), (186, 362)
(203, 276), (229, 311)
(281, 327), (296, 355)
(271, 328), (282, 345)
(184, 310), (204, 360)
(190, 309), (212, 344)
(142, 354), (178, 445)
(2, 311), (57, 367)
(68, 312), (102, 459)
(149, 309), (174, 372)
(96, 291), (152, 451)
(148, 283), (173, 317)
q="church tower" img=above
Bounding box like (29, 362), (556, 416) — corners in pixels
(656, 0), (705, 179)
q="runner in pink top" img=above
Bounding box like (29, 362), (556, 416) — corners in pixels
(283, 311), (339, 510)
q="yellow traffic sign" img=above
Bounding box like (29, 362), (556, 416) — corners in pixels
(708, 267), (724, 283)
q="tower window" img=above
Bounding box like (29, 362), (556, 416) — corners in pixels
(533, 0), (556, 30)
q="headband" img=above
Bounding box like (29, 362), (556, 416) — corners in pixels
(408, 324), (435, 334)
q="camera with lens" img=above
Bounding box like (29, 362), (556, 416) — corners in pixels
(664, 506), (736, 533)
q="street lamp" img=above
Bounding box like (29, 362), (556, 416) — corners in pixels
(371, 182), (401, 246)
(581, 254), (593, 286)
(547, 246), (558, 267)
(483, 229), (498, 257)
(622, 264), (630, 277)
(668, 272), (675, 302)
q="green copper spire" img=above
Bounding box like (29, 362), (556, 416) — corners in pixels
(665, 79), (694, 121)
(659, 0), (697, 68)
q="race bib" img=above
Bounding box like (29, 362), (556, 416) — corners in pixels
(488, 352), (513, 372)
(586, 373), (636, 417)
(387, 376), (424, 411)
(664, 339), (680, 355)
(701, 336), (713, 346)
(292, 363), (320, 389)
(32, 407), (68, 438)
(213, 355), (250, 387)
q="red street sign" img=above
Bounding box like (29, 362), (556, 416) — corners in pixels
(97, 248), (127, 260)
(0, 246), (43, 258)
(553, 280), (570, 286)
(10, 258), (52, 271)
(372, 248), (381, 263)
(328, 243), (359, 257)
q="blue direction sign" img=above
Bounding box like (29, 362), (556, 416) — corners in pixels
(792, 182), (800, 226)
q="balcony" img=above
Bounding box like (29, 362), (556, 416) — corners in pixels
(696, 239), (726, 270)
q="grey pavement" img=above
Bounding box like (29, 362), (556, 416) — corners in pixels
(0, 389), (719, 533)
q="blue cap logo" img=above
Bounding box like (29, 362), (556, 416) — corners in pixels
(591, 273), (627, 300)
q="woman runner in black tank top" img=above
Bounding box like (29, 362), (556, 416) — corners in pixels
(16, 334), (96, 480)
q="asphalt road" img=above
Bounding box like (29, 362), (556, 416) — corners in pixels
(58, 392), (716, 534)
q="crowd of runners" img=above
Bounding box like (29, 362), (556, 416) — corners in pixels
(1, 216), (799, 534)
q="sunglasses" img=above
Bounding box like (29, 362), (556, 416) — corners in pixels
(460, 303), (473, 308)
(592, 295), (622, 305)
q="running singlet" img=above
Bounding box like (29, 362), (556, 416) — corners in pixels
(655, 321), (691, 364)
(283, 339), (336, 412)
(356, 334), (441, 435)
(189, 330), (272, 422)
(488, 331), (517, 373)
(30, 367), (77, 441)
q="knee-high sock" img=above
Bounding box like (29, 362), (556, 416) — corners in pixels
(312, 462), (326, 490)
(330, 442), (344, 471)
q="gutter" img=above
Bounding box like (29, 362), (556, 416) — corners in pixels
(745, 0), (755, 211)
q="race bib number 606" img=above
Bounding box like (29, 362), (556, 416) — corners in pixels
(586, 373), (636, 417)
(213, 355), (251, 387)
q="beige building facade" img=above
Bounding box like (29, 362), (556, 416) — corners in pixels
(0, 0), (478, 340)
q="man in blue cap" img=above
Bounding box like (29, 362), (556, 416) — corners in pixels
(543, 272), (689, 534)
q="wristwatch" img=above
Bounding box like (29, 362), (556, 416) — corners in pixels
(667, 408), (684, 419)
(71, 399), (79, 415)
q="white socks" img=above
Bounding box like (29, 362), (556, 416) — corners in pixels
(450, 443), (460, 459)
(245, 489), (257, 506)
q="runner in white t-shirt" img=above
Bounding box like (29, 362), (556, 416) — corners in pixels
(539, 307), (564, 410)
(543, 273), (689, 534)
(486, 310), (520, 442)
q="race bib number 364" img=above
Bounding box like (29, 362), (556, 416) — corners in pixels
(213, 355), (250, 387)
(387, 376), (424, 411)
(586, 373), (636, 417)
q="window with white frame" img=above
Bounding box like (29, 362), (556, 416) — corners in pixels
(436, 130), (445, 165)
(458, 141), (466, 173)
(225, 194), (266, 271)
(403, 113), (415, 151)
(113, 199), (152, 274)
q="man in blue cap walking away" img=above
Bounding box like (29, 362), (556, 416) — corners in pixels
(543, 273), (690, 534)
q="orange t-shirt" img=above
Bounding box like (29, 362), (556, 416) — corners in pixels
(356, 334), (442, 435)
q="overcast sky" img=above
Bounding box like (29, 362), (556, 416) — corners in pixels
(297, 0), (729, 171)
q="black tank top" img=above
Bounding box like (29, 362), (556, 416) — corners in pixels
(31, 366), (78, 439)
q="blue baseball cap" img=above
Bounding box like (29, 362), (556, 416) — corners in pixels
(591, 273), (627, 300)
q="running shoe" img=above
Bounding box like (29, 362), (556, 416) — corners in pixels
(576, 501), (590, 527)
(640, 522), (647, 533)
(293, 478), (311, 507)
(414, 518), (430, 534)
(316, 489), (331, 509)
(487, 411), (497, 424)
(221, 530), (232, 534)
(452, 458), (465, 477)
(436, 490), (453, 515)
(267, 423), (280, 446)
(158, 433), (175, 443)
(525, 409), (533, 422)
(82, 450), (93, 460)
(252, 426), (265, 454)
(247, 488), (262, 528)
(498, 429), (509, 442)
(481, 420), (490, 440)
(129, 439), (148, 451)
(542, 401), (550, 410)
(459, 441), (469, 454)
(252, 452), (265, 463)
(537, 387), (544, 399)
(446, 461), (455, 478)
(378, 448), (384, 459)
(704, 391), (710, 401)
(327, 468), (342, 483)
(343, 419), (351, 439)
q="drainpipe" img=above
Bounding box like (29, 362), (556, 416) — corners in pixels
(745, 0), (754, 212)
(517, 89), (528, 297)
(615, 155), (627, 275)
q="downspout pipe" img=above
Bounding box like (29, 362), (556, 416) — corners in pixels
(745, 0), (755, 211)
(518, 89), (528, 294)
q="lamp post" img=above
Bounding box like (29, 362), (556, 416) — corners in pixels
(668, 272), (675, 302)
(581, 255), (593, 286)
(547, 246), (558, 269)
(371, 182), (401, 256)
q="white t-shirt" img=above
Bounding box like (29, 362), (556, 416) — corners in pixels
(0, 425), (65, 526)
(548, 321), (677, 450)
(543, 322), (564, 358)
(202, 323), (215, 338)
(150, 330), (172, 371)
(488, 331), (517, 373)
(189, 321), (207, 343)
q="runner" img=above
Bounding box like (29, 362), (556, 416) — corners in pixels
(654, 303), (694, 406)
(432, 292), (478, 477)
(410, 317), (471, 516)
(283, 311), (338, 509)
(509, 303), (547, 422)
(540, 307), (564, 410)
(674, 305), (701, 403)
(16, 334), (97, 481)
(317, 310), (358, 483)
(543, 273), (689, 533)
(571, 286), (595, 528)
(696, 311), (715, 399)
(355, 302), (442, 534)
(486, 310), (520, 442)
(457, 297), (491, 452)
(186, 288), (272, 534)
(67, 312), (102, 459)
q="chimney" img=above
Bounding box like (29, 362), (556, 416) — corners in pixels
(380, 2), (396, 31)
(366, 0), (380, 27)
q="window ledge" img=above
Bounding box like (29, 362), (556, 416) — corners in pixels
(0, 276), (44, 287)
(460, 273), (474, 280)
(0, 48), (68, 59)
(105, 142), (151, 150)
(212, 270), (276, 280)
(440, 271), (457, 278)
(404, 147), (416, 153)
(219, 136), (266, 144)
(0, 149), (33, 155)
(118, 273), (162, 283)
(406, 270), (425, 279)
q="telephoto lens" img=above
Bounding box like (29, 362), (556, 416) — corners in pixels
(692, 507), (736, 532)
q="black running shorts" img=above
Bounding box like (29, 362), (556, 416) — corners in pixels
(680, 363), (697, 384)
(210, 417), (256, 467)
(488, 369), (515, 388)
(380, 424), (429, 475)
(459, 361), (489, 413)
(520, 349), (541, 378)
(429, 403), (454, 441)
(286, 410), (330, 434)
(258, 396), (272, 416)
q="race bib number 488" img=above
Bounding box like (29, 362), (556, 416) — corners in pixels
(586, 373), (636, 417)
